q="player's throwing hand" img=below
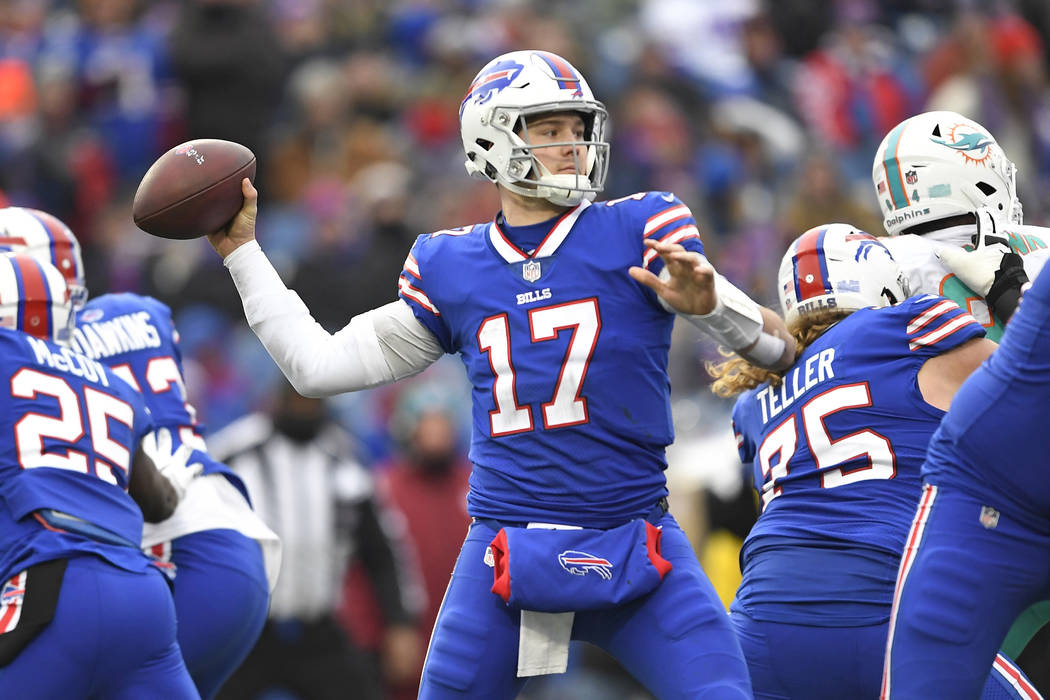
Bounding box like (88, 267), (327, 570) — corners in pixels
(208, 177), (259, 259)
(629, 238), (718, 315)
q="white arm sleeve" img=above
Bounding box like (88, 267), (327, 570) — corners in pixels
(656, 263), (786, 366)
(224, 241), (444, 397)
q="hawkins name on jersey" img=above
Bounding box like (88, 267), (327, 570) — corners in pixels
(72, 308), (162, 360)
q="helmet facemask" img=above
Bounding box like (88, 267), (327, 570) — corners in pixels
(461, 51), (611, 207)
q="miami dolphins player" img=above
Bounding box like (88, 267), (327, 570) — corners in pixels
(874, 110), (1050, 688)
(881, 256), (1050, 698)
(709, 224), (1038, 699)
(873, 110), (1047, 338)
(206, 50), (796, 698)
(0, 253), (197, 697)
(0, 207), (280, 700)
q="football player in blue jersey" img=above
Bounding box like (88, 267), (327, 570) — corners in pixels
(874, 110), (1050, 693)
(0, 207), (280, 700)
(709, 224), (1039, 699)
(0, 253), (199, 698)
(206, 49), (797, 698)
(881, 265), (1050, 697)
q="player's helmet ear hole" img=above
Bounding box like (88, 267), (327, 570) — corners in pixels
(975, 182), (997, 197)
(475, 139), (493, 151)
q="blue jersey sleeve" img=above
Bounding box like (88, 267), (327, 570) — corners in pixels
(614, 192), (704, 278)
(921, 264), (1050, 519)
(398, 233), (455, 353)
(731, 400), (756, 464)
(897, 294), (986, 358)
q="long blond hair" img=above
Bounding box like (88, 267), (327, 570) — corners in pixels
(707, 309), (851, 398)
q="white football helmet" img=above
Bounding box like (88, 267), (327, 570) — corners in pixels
(778, 223), (911, 322)
(872, 111), (1022, 236)
(460, 50), (610, 207)
(0, 253), (75, 346)
(0, 207), (87, 309)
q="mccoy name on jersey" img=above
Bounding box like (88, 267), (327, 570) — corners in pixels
(398, 192), (702, 527)
(0, 327), (155, 580)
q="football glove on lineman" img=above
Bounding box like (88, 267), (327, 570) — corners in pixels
(140, 427), (203, 502)
(935, 208), (1028, 322)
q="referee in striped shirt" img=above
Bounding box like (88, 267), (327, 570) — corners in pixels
(212, 382), (423, 700)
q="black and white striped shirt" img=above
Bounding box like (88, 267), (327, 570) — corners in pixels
(210, 414), (423, 624)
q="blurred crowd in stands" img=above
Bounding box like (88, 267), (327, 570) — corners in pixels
(2, 1), (1050, 695)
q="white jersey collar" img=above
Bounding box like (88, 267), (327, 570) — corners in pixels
(488, 200), (591, 263)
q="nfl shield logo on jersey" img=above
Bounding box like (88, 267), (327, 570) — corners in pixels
(979, 505), (1000, 529)
(522, 260), (542, 283)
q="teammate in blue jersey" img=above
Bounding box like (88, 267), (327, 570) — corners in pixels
(874, 110), (1050, 689)
(709, 224), (1039, 699)
(0, 207), (280, 699)
(881, 261), (1050, 698)
(205, 50), (797, 698)
(0, 253), (198, 698)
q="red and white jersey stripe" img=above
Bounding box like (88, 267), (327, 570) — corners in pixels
(906, 295), (981, 351)
(398, 276), (440, 316)
(641, 200), (701, 269)
(0, 570), (27, 634)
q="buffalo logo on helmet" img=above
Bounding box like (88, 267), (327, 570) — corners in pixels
(460, 58), (525, 117)
(558, 550), (613, 580)
(846, 234), (888, 262)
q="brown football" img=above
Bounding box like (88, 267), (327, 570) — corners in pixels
(133, 139), (256, 240)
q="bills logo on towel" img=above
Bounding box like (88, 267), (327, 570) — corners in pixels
(558, 550), (613, 580)
(0, 571), (27, 633)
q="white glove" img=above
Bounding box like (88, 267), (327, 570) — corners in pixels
(140, 427), (203, 501)
(934, 208), (1012, 296)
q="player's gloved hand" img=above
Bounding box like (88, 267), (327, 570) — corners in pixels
(935, 208), (1028, 322)
(140, 427), (203, 502)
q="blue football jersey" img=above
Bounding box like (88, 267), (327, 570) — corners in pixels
(72, 293), (246, 499)
(733, 295), (985, 561)
(398, 193), (703, 526)
(0, 328), (154, 579)
(923, 263), (1050, 524)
